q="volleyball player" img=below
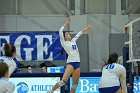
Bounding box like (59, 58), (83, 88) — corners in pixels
(47, 18), (92, 93)
(0, 43), (17, 93)
(0, 43), (17, 77)
(98, 53), (127, 93)
(0, 62), (15, 93)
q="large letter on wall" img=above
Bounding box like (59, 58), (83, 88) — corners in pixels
(0, 36), (10, 56)
(35, 35), (53, 60)
(15, 35), (33, 61)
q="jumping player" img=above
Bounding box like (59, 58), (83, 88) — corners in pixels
(0, 62), (15, 93)
(47, 18), (92, 93)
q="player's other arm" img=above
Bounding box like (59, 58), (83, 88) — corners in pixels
(72, 24), (92, 41)
(120, 66), (127, 93)
(59, 18), (71, 42)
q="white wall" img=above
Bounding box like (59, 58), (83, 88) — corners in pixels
(85, 0), (107, 14)
(109, 0), (116, 14)
(19, 0), (66, 14)
(0, 15), (88, 32)
(0, 15), (67, 31)
(70, 15), (87, 33)
(111, 15), (128, 34)
(88, 15), (128, 71)
(0, 16), (16, 31)
(0, 0), (15, 14)
(0, 0), (125, 15)
(87, 14), (110, 71)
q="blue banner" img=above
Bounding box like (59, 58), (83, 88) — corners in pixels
(69, 77), (100, 93)
(134, 76), (140, 93)
(0, 32), (66, 61)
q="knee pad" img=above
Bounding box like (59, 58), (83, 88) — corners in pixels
(57, 80), (66, 87)
(72, 84), (78, 90)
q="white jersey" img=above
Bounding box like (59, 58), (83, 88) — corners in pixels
(0, 56), (16, 76)
(98, 63), (127, 93)
(0, 78), (15, 93)
(59, 26), (83, 63)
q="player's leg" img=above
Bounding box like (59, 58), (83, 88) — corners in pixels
(116, 88), (122, 93)
(62, 64), (74, 82)
(48, 64), (74, 93)
(70, 68), (80, 93)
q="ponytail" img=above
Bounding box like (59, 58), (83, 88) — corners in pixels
(102, 53), (118, 69)
(107, 53), (118, 65)
(3, 43), (16, 57)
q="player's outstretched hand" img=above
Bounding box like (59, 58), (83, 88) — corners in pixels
(83, 24), (93, 33)
(65, 17), (71, 24)
(64, 17), (71, 28)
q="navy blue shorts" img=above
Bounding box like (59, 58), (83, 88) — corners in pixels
(98, 86), (120, 93)
(67, 62), (80, 70)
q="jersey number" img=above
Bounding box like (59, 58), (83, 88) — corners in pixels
(106, 64), (115, 69)
(72, 45), (76, 50)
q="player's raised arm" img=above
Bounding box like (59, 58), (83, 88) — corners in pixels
(72, 24), (92, 41)
(82, 24), (93, 33)
(59, 18), (71, 42)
